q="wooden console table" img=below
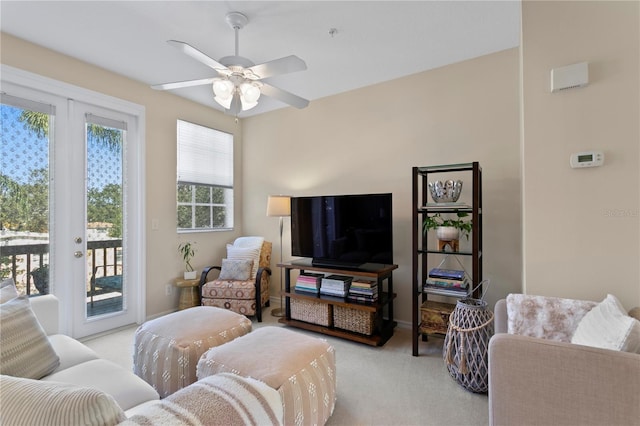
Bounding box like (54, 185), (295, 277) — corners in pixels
(278, 261), (397, 346)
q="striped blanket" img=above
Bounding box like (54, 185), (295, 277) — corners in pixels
(122, 373), (282, 426)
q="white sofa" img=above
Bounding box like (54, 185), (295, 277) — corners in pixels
(17, 295), (160, 412)
(1, 293), (286, 426)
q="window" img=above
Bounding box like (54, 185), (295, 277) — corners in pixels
(177, 120), (233, 231)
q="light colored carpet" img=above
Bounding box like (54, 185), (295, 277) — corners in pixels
(83, 305), (488, 426)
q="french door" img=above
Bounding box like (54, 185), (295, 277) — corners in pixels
(1, 66), (145, 338)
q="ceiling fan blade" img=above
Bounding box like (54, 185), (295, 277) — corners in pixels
(167, 40), (229, 72)
(247, 55), (307, 79)
(260, 83), (309, 109)
(151, 77), (216, 91)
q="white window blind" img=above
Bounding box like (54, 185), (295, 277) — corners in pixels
(177, 120), (233, 188)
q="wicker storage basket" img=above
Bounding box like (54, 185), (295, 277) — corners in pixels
(291, 299), (330, 326)
(333, 305), (375, 335)
(443, 298), (494, 393)
(420, 300), (455, 335)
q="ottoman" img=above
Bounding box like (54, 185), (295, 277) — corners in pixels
(197, 326), (336, 426)
(133, 306), (252, 398)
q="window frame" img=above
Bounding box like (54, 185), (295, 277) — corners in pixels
(176, 120), (233, 233)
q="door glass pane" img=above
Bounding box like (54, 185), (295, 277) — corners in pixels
(85, 121), (124, 317)
(1, 102), (51, 296)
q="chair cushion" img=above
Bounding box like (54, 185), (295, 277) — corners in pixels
(0, 374), (126, 426)
(202, 278), (258, 300)
(571, 294), (640, 353)
(218, 258), (253, 281)
(0, 295), (60, 379)
(43, 359), (160, 411)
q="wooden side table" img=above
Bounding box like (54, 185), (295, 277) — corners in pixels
(174, 278), (200, 310)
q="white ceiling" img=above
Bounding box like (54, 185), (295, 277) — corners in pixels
(1, 1), (521, 117)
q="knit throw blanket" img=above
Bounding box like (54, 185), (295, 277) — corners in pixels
(121, 373), (283, 426)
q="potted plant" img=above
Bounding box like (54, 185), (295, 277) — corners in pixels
(30, 264), (50, 294)
(423, 212), (472, 243)
(178, 242), (197, 280)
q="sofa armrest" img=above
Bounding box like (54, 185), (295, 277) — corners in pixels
(488, 333), (640, 426)
(494, 299), (507, 334)
(28, 294), (60, 336)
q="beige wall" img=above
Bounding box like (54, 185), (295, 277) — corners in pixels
(521, 1), (640, 309)
(1, 33), (244, 318)
(5, 0), (635, 329)
(242, 48), (522, 325)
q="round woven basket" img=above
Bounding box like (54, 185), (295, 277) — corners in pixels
(443, 298), (494, 393)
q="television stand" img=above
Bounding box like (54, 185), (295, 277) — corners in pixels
(278, 262), (398, 346)
(311, 259), (363, 270)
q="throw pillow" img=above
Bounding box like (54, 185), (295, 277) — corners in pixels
(506, 293), (596, 342)
(233, 236), (265, 249)
(218, 258), (254, 281)
(571, 294), (640, 353)
(0, 375), (126, 426)
(1, 277), (19, 303)
(227, 244), (261, 279)
(0, 295), (60, 379)
(122, 373), (282, 426)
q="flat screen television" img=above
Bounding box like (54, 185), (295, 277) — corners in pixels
(290, 193), (393, 269)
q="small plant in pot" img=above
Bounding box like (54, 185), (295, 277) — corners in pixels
(423, 212), (472, 250)
(178, 242), (197, 280)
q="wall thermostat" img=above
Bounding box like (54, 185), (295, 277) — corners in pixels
(570, 151), (604, 168)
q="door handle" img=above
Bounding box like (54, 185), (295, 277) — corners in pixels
(74, 251), (84, 258)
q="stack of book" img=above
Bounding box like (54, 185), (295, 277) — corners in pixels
(347, 279), (378, 304)
(294, 272), (324, 296)
(320, 274), (352, 298)
(424, 268), (469, 297)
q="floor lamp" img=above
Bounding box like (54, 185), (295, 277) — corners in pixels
(266, 195), (290, 317)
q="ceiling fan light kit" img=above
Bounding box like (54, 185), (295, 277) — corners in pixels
(151, 11), (309, 116)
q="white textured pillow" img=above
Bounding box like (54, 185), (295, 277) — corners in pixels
(0, 375), (126, 426)
(571, 294), (640, 353)
(1, 277), (19, 303)
(0, 295), (60, 379)
(227, 244), (261, 279)
(218, 258), (254, 281)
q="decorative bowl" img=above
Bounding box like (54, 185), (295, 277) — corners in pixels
(428, 180), (463, 203)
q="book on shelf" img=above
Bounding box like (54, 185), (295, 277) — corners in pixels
(320, 275), (352, 295)
(322, 274), (353, 286)
(294, 287), (320, 296)
(296, 272), (323, 292)
(347, 294), (379, 304)
(423, 285), (469, 297)
(425, 277), (469, 288)
(428, 268), (466, 281)
(350, 279), (377, 288)
(319, 288), (348, 298)
(349, 287), (379, 295)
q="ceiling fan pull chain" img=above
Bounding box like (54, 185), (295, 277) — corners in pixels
(235, 27), (240, 57)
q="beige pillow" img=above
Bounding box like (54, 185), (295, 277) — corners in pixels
(0, 296), (60, 379)
(1, 277), (19, 303)
(218, 258), (254, 281)
(571, 294), (640, 353)
(227, 244), (261, 279)
(0, 374), (126, 426)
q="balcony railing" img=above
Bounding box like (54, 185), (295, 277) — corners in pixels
(1, 239), (123, 297)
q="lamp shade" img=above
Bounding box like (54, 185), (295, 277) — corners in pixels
(266, 195), (291, 217)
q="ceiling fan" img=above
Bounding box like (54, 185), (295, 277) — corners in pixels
(151, 11), (309, 115)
